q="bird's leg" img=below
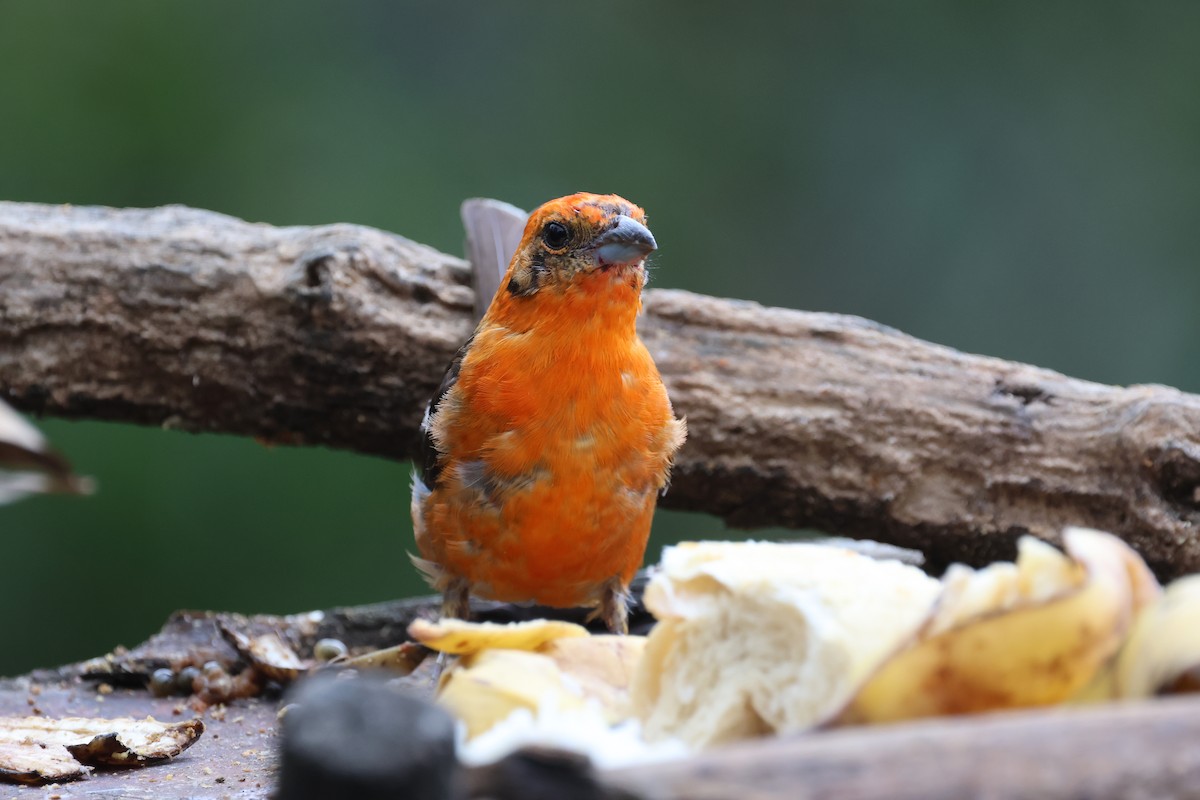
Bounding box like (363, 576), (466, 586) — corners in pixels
(431, 577), (471, 684)
(595, 577), (631, 635)
(442, 576), (471, 621)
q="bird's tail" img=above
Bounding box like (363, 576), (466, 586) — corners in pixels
(460, 198), (527, 321)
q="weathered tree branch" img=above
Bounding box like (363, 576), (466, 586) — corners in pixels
(3, 201), (1199, 576)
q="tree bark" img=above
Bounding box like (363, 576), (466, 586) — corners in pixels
(2, 201), (1199, 576)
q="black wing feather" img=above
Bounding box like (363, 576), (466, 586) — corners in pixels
(418, 333), (475, 491)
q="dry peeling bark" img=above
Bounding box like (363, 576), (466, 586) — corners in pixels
(2, 201), (1200, 576)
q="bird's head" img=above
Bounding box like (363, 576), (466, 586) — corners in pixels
(503, 193), (656, 298)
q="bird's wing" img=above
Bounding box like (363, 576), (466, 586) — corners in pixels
(417, 333), (475, 492)
(461, 198), (528, 322)
(421, 198), (526, 491)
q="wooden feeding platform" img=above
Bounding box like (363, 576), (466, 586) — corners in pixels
(2, 589), (1199, 800)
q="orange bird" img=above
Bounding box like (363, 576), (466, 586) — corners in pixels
(411, 193), (686, 633)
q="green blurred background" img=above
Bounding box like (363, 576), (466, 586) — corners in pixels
(2, 3), (1198, 676)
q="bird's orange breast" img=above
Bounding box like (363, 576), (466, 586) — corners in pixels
(417, 268), (681, 607)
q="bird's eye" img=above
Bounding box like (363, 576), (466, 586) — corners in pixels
(542, 221), (570, 250)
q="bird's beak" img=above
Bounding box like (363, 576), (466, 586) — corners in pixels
(593, 215), (657, 267)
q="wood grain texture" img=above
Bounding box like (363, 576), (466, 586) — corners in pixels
(3, 201), (1200, 576)
(605, 696), (1200, 800)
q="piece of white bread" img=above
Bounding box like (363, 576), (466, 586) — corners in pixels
(631, 540), (941, 748)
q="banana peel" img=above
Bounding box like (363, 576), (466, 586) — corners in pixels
(841, 528), (1159, 724)
(408, 617), (588, 655)
(410, 617), (645, 739)
(1118, 574), (1200, 696)
(1078, 573), (1200, 701)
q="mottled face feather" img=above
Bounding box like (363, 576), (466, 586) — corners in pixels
(505, 193), (654, 297)
(506, 251), (545, 297)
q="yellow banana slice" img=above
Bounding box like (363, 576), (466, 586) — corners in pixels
(437, 649), (584, 738)
(419, 617), (646, 738)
